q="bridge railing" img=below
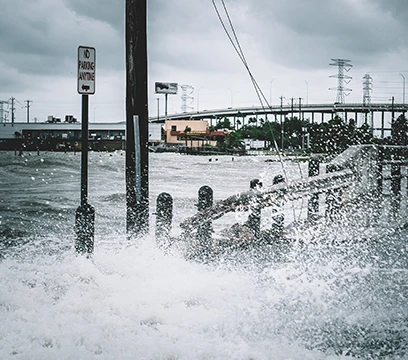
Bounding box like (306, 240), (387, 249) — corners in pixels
(155, 145), (408, 258)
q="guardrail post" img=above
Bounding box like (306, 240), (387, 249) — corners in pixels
(247, 179), (262, 239)
(272, 174), (285, 237)
(377, 146), (384, 195)
(196, 185), (213, 258)
(391, 148), (402, 217)
(325, 164), (342, 219)
(155, 192), (173, 247)
(308, 158), (320, 221)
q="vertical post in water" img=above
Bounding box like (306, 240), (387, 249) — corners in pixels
(126, 0), (149, 238)
(75, 94), (95, 254)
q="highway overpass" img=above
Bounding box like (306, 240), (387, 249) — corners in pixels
(150, 102), (408, 124)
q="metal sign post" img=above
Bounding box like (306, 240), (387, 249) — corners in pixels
(75, 46), (96, 255)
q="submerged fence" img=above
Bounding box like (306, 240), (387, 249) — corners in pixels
(155, 145), (408, 256)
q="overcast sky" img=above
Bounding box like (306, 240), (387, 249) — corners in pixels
(1, 0), (407, 123)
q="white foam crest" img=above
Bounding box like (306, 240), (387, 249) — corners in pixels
(0, 234), (356, 360)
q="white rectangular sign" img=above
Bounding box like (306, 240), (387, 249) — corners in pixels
(77, 46), (96, 95)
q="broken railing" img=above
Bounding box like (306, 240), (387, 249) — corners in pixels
(155, 145), (408, 255)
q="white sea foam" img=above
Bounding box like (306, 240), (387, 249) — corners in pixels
(0, 151), (407, 359)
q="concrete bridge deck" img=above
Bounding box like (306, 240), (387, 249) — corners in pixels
(150, 102), (408, 124)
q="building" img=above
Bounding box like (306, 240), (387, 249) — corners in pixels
(0, 121), (164, 151)
(164, 119), (226, 147)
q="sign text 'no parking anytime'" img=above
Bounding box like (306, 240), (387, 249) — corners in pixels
(78, 46), (96, 95)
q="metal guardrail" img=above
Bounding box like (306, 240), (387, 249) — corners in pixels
(154, 145), (408, 258)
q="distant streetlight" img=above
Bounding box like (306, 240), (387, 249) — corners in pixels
(304, 80), (309, 104)
(280, 95), (285, 150)
(157, 98), (160, 122)
(197, 87), (233, 111)
(225, 88), (233, 108)
(197, 87), (204, 112)
(270, 79), (275, 105)
(400, 73), (405, 104)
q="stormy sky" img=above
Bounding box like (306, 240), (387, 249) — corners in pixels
(1, 0), (407, 123)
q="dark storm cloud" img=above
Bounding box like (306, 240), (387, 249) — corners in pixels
(0, 0), (123, 79)
(147, 0), (242, 74)
(62, 0), (125, 32)
(1, 0), (408, 114)
(243, 0), (405, 69)
(372, 0), (408, 21)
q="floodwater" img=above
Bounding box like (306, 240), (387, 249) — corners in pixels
(0, 151), (407, 359)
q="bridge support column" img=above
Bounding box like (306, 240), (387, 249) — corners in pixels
(155, 192), (173, 248)
(308, 158), (320, 221)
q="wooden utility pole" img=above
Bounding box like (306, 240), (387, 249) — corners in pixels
(25, 100), (32, 123)
(391, 96), (395, 123)
(125, 0), (149, 238)
(298, 97), (302, 120)
(11, 97), (15, 124)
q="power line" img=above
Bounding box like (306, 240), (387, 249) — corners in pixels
(211, 0), (290, 183)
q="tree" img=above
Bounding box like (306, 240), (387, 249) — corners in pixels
(217, 131), (243, 150)
(215, 117), (233, 130)
(392, 114), (408, 145)
(184, 126), (191, 147)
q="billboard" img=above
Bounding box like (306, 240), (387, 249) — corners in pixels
(155, 82), (178, 95)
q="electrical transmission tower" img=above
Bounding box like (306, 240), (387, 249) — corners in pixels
(362, 73), (373, 127)
(10, 97), (15, 124)
(362, 73), (373, 106)
(180, 85), (194, 113)
(329, 58), (353, 103)
(0, 100), (8, 123)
